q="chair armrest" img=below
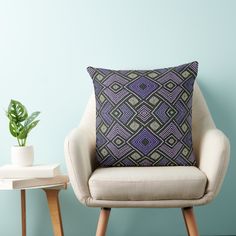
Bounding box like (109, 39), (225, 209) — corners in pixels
(198, 128), (230, 198)
(64, 127), (96, 205)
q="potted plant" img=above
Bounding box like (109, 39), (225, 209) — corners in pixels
(6, 99), (40, 166)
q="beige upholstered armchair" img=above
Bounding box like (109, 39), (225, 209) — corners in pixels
(64, 83), (230, 236)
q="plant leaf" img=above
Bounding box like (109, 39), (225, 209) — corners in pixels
(24, 111), (40, 127)
(9, 121), (24, 138)
(18, 129), (28, 139)
(18, 119), (40, 140)
(7, 100), (28, 122)
(26, 120), (40, 134)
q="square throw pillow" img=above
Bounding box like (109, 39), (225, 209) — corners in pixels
(87, 61), (198, 167)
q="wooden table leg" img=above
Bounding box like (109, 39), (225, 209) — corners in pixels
(21, 190), (26, 236)
(44, 189), (64, 236)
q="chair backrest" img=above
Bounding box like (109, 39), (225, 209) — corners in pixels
(79, 83), (215, 165)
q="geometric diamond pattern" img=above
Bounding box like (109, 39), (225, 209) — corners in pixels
(136, 103), (153, 123)
(87, 61), (198, 166)
(130, 128), (163, 155)
(128, 77), (159, 99)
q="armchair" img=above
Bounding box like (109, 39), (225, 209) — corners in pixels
(64, 83), (230, 236)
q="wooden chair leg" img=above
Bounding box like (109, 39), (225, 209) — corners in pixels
(21, 190), (26, 236)
(96, 208), (111, 236)
(182, 207), (199, 236)
(44, 189), (64, 236)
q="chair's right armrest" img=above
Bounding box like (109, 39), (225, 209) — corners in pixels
(198, 128), (230, 199)
(64, 127), (96, 205)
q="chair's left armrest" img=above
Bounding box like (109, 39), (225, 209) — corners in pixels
(198, 128), (230, 198)
(64, 127), (96, 205)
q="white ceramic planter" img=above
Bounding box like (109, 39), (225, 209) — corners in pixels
(11, 145), (34, 166)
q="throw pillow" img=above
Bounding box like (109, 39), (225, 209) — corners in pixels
(87, 61), (198, 167)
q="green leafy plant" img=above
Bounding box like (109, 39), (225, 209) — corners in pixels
(6, 100), (40, 146)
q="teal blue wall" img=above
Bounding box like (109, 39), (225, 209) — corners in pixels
(0, 0), (235, 235)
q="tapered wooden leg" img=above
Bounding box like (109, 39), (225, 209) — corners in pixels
(21, 190), (26, 236)
(96, 208), (111, 236)
(182, 207), (199, 236)
(44, 189), (64, 236)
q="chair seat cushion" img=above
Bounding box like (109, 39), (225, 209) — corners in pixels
(89, 166), (207, 201)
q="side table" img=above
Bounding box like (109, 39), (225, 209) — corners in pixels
(1, 177), (68, 236)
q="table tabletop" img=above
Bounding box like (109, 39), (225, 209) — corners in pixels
(0, 175), (69, 190)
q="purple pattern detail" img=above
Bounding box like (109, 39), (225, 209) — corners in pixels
(128, 77), (158, 99)
(103, 74), (129, 104)
(103, 73), (128, 87)
(137, 104), (152, 122)
(130, 128), (162, 155)
(107, 143), (132, 159)
(182, 131), (192, 147)
(182, 78), (195, 93)
(158, 71), (183, 84)
(153, 102), (170, 123)
(174, 100), (188, 124)
(159, 122), (182, 139)
(117, 103), (135, 124)
(138, 159), (153, 166)
(159, 142), (183, 158)
(100, 101), (113, 125)
(104, 87), (129, 104)
(97, 116), (102, 127)
(94, 81), (104, 95)
(157, 72), (183, 103)
(96, 132), (107, 147)
(107, 123), (131, 140)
